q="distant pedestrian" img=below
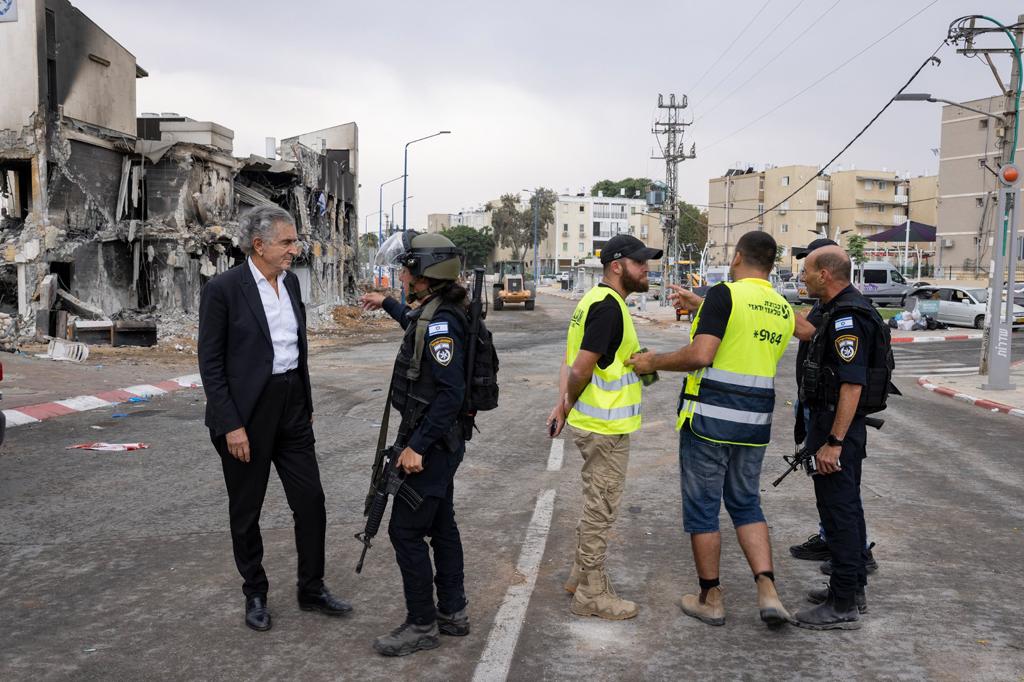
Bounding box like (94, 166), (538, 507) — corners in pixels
(629, 231), (794, 628)
(547, 234), (662, 621)
(198, 205), (351, 632)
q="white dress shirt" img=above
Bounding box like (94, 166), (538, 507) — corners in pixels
(248, 258), (300, 374)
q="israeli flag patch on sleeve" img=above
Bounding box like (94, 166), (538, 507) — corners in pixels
(834, 316), (854, 331)
(428, 321), (449, 336)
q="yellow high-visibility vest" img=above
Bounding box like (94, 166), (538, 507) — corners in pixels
(676, 278), (794, 446)
(565, 286), (642, 435)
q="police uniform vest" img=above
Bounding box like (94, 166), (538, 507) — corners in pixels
(390, 297), (462, 430)
(677, 279), (794, 446)
(800, 288), (897, 414)
(565, 285), (642, 435)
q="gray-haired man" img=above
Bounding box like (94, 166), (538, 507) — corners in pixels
(199, 205), (351, 631)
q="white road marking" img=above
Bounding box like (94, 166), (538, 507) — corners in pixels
(54, 396), (113, 411)
(546, 438), (564, 471)
(3, 410), (39, 426)
(122, 384), (167, 397)
(473, 488), (557, 682)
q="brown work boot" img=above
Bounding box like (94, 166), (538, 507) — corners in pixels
(680, 586), (725, 626)
(563, 561), (582, 594)
(570, 568), (638, 620)
(756, 575), (792, 627)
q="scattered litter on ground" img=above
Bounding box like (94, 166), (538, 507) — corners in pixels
(111, 413), (128, 418)
(67, 442), (149, 451)
(90, 426), (104, 430)
(127, 397), (149, 403)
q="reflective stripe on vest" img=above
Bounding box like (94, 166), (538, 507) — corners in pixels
(565, 285), (642, 435)
(677, 279), (794, 446)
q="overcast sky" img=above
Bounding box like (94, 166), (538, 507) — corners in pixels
(82, 0), (1015, 231)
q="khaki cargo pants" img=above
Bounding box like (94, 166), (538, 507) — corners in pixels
(570, 426), (630, 571)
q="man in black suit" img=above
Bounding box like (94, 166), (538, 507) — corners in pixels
(198, 204), (351, 631)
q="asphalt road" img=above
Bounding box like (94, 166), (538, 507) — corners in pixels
(1, 294), (1022, 680)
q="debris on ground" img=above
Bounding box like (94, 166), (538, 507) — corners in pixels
(35, 339), (90, 363)
(67, 442), (150, 451)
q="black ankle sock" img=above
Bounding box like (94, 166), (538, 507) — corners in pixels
(699, 577), (720, 592)
(755, 571), (775, 583)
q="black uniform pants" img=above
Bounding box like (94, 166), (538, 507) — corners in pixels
(389, 477), (467, 625)
(810, 418), (868, 607)
(212, 370), (326, 599)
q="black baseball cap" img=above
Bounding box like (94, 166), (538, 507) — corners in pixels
(795, 238), (838, 260)
(600, 234), (663, 264)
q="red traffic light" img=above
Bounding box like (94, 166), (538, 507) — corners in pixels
(1000, 164), (1020, 184)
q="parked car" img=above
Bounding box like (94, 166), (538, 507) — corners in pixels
(909, 286), (1024, 329)
(775, 280), (801, 304)
(852, 261), (912, 307)
(1014, 282), (1024, 308)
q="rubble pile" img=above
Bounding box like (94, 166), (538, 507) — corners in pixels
(0, 312), (17, 351)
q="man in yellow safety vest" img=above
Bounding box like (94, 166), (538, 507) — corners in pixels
(547, 234), (662, 621)
(629, 230), (795, 628)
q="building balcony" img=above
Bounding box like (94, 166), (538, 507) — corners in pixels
(894, 194), (908, 204)
(816, 211), (829, 224)
(816, 189), (829, 202)
(893, 214), (908, 226)
(593, 210), (627, 219)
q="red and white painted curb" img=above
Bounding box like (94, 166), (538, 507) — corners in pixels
(2, 374), (203, 428)
(917, 376), (1024, 418)
(892, 333), (983, 344)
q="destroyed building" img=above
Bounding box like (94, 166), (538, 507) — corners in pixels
(0, 0), (359, 344)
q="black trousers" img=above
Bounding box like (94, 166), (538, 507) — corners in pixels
(212, 370), (326, 599)
(388, 476), (466, 625)
(810, 414), (868, 606)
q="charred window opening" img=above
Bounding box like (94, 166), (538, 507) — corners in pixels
(1, 162), (32, 224)
(45, 9), (58, 115)
(0, 265), (17, 314)
(136, 250), (153, 309)
(49, 262), (73, 292)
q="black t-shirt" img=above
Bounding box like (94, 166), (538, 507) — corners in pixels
(580, 284), (624, 370)
(693, 283), (732, 339)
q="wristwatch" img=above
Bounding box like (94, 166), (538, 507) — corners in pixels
(826, 434), (844, 447)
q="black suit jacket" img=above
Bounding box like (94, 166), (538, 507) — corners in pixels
(198, 262), (313, 437)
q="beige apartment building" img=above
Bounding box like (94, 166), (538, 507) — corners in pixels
(935, 95), (1023, 276)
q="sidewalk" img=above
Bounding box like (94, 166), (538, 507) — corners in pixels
(918, 362), (1024, 418)
(1, 347), (202, 428)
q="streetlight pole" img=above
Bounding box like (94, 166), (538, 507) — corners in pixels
(392, 196), (413, 231)
(402, 130), (451, 233)
(378, 174), (404, 285)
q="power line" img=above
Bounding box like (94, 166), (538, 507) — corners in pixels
(725, 40), (946, 229)
(703, 0), (941, 151)
(696, 0), (812, 111)
(689, 0), (774, 95)
(695, 0), (842, 124)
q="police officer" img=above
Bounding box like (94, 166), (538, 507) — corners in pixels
(793, 245), (882, 630)
(359, 231), (470, 656)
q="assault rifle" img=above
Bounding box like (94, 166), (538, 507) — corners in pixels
(354, 398), (424, 574)
(772, 415), (884, 487)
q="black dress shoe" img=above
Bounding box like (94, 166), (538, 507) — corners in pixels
(297, 586), (353, 617)
(245, 596), (272, 632)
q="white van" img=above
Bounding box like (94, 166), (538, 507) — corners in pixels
(852, 261), (911, 307)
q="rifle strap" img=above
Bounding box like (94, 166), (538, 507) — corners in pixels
(375, 386), (393, 456)
(407, 296), (445, 381)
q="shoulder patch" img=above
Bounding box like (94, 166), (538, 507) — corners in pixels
(835, 334), (858, 362)
(834, 316), (854, 331)
(428, 321), (449, 336)
(429, 337), (454, 366)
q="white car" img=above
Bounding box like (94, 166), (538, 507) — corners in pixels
(909, 286), (1024, 329)
(775, 281), (801, 304)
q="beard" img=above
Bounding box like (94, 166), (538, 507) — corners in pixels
(622, 268), (649, 293)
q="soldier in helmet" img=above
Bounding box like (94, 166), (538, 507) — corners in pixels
(359, 231), (470, 656)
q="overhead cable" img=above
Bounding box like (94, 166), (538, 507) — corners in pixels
(688, 0), (774, 95)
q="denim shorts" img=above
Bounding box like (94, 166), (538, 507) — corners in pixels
(679, 425), (767, 534)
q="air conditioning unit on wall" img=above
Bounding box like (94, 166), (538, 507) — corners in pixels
(942, 238), (955, 248)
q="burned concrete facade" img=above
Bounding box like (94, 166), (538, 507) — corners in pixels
(0, 0), (358, 342)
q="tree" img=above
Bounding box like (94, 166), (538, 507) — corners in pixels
(590, 177), (652, 199)
(359, 232), (379, 268)
(676, 200), (708, 250)
(441, 224), (495, 268)
(847, 233), (868, 282)
(490, 189), (557, 264)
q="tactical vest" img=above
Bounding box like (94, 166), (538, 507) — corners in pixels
(390, 297), (459, 429)
(565, 285), (642, 435)
(800, 289), (897, 414)
(677, 279), (794, 446)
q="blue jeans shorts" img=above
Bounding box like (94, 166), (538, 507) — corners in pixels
(679, 425), (767, 534)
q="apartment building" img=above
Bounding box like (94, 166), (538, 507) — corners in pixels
(934, 95), (1022, 275)
(707, 169), (762, 266)
(828, 169), (906, 240)
(762, 165), (829, 261)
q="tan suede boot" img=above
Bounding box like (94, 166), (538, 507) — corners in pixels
(570, 569), (638, 620)
(680, 586), (725, 626)
(756, 575), (792, 626)
(563, 561), (581, 594)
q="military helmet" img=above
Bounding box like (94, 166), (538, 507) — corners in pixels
(376, 230), (464, 280)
